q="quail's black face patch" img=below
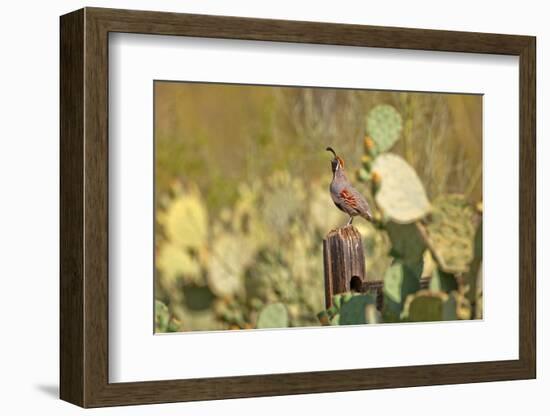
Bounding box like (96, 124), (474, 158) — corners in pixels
(331, 158), (339, 173)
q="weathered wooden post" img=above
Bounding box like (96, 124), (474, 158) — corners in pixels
(323, 225), (365, 308)
(323, 225), (384, 310)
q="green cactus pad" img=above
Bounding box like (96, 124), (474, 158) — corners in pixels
(339, 294), (377, 325)
(382, 262), (421, 318)
(257, 303), (289, 328)
(327, 305), (338, 318)
(386, 222), (426, 268)
(420, 194), (476, 274)
(384, 262), (422, 305)
(403, 290), (457, 322)
(354, 221), (393, 282)
(182, 285), (215, 311)
(366, 104), (403, 152)
(342, 292), (353, 304)
(332, 294), (343, 310)
(372, 153), (431, 223)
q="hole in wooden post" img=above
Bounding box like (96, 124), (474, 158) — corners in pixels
(350, 276), (362, 292)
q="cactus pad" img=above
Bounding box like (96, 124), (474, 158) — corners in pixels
(317, 292), (378, 326)
(158, 189), (208, 250)
(420, 194), (476, 274)
(257, 303), (289, 328)
(156, 241), (202, 285)
(385, 222), (426, 268)
(372, 153), (431, 223)
(383, 263), (405, 305)
(403, 290), (457, 322)
(366, 104), (403, 152)
(382, 262), (421, 319)
(339, 294), (377, 325)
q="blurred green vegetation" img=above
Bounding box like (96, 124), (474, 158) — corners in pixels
(154, 82), (482, 332)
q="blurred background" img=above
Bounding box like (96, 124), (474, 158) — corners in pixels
(154, 81), (483, 332)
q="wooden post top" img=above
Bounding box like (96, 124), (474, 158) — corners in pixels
(323, 225), (366, 308)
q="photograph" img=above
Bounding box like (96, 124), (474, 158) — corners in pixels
(154, 81), (483, 333)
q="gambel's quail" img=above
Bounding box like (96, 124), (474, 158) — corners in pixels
(326, 147), (373, 226)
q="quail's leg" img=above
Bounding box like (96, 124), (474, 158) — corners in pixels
(346, 216), (353, 226)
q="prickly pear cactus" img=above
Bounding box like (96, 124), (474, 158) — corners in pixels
(157, 241), (202, 285)
(421, 194), (476, 274)
(402, 290), (457, 322)
(372, 153), (431, 223)
(385, 222), (426, 269)
(317, 292), (378, 325)
(257, 303), (289, 328)
(382, 262), (421, 321)
(366, 104), (403, 153)
(339, 294), (378, 325)
(157, 188), (208, 250)
(354, 221), (393, 282)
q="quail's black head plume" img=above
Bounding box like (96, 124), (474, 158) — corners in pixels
(326, 146), (344, 174)
(326, 147), (373, 226)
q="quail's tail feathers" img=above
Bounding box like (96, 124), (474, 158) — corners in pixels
(361, 209), (373, 222)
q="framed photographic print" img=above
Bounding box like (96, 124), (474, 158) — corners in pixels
(60, 7), (536, 408)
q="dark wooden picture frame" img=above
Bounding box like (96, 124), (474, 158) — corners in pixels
(60, 7), (536, 408)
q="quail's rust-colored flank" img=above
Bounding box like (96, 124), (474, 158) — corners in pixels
(339, 189), (359, 209)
